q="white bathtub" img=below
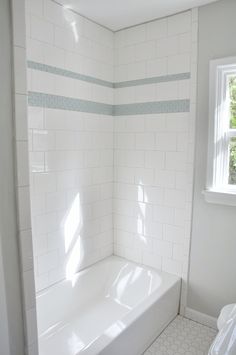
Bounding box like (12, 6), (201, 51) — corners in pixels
(37, 256), (181, 355)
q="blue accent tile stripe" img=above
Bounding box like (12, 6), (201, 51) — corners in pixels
(114, 73), (190, 88)
(114, 100), (190, 116)
(27, 61), (114, 88)
(27, 61), (190, 89)
(28, 92), (113, 116)
(28, 92), (190, 115)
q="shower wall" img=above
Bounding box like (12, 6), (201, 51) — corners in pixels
(113, 10), (198, 312)
(25, 0), (114, 291)
(25, 0), (198, 311)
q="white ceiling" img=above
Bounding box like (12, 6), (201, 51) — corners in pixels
(56, 0), (219, 31)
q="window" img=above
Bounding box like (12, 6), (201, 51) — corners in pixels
(204, 57), (236, 206)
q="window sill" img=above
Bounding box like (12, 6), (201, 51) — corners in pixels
(203, 189), (236, 206)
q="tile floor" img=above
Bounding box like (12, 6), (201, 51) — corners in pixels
(144, 316), (217, 355)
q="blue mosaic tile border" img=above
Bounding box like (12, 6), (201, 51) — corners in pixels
(28, 92), (190, 115)
(114, 73), (190, 88)
(27, 61), (113, 88)
(28, 92), (113, 116)
(27, 61), (190, 89)
(114, 100), (190, 115)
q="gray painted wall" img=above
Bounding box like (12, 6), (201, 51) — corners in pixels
(0, 0), (25, 354)
(188, 0), (236, 318)
(0, 238), (10, 355)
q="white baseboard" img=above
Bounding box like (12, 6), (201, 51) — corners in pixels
(185, 307), (218, 330)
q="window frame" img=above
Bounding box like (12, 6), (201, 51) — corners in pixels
(204, 56), (236, 206)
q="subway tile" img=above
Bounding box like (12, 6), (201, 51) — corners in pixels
(54, 26), (75, 51)
(29, 152), (45, 172)
(55, 131), (76, 151)
(114, 183), (143, 202)
(163, 224), (184, 243)
(117, 45), (135, 65)
(25, 0), (43, 17)
(43, 0), (65, 26)
(142, 251), (162, 269)
(30, 194), (45, 216)
(114, 166), (135, 184)
(135, 168), (154, 186)
(144, 186), (164, 204)
(165, 152), (187, 171)
(162, 257), (182, 276)
(135, 41), (156, 61)
(155, 239), (173, 257)
(147, 57), (167, 77)
(125, 24), (146, 45)
(32, 172), (57, 193)
(155, 170), (176, 188)
(164, 188), (186, 208)
(153, 205), (174, 224)
(24, 4), (196, 296)
(168, 54), (191, 75)
(127, 61), (146, 80)
(145, 151), (165, 169)
(33, 130), (55, 151)
(168, 12), (191, 36)
(43, 43), (65, 68)
(135, 84), (156, 103)
(146, 18), (167, 40)
(144, 220), (163, 239)
(31, 15), (53, 44)
(136, 133), (155, 150)
(156, 81), (178, 101)
(156, 37), (179, 57)
(27, 38), (44, 63)
(156, 132), (177, 151)
(37, 250), (59, 274)
(115, 133), (135, 149)
(28, 106), (44, 129)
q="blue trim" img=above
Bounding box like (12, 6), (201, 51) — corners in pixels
(114, 100), (190, 116)
(114, 73), (190, 88)
(28, 92), (113, 116)
(28, 92), (190, 115)
(27, 61), (113, 88)
(27, 61), (190, 89)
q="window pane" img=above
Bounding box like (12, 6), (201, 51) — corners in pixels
(229, 137), (236, 184)
(229, 76), (236, 129)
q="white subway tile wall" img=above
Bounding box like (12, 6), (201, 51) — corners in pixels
(113, 9), (198, 314)
(25, 0), (197, 317)
(26, 0), (114, 292)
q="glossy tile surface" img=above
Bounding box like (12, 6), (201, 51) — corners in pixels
(144, 316), (217, 355)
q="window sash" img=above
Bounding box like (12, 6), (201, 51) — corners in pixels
(207, 57), (236, 193)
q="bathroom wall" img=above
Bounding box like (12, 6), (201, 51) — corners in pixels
(0, 0), (27, 353)
(25, 0), (199, 314)
(25, 0), (114, 291)
(113, 10), (198, 312)
(188, 0), (236, 319)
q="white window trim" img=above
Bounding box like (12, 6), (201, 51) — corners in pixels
(203, 56), (236, 206)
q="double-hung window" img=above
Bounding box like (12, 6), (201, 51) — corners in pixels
(204, 57), (236, 206)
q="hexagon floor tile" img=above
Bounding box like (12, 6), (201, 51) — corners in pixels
(144, 316), (217, 355)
